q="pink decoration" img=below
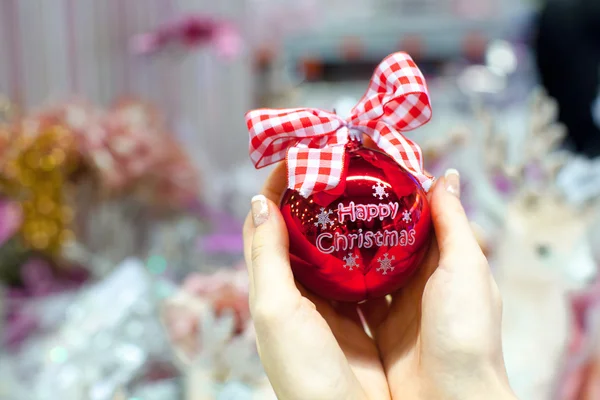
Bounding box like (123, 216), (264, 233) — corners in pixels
(130, 14), (242, 60)
(212, 23), (242, 60)
(179, 266), (249, 332)
(162, 267), (251, 359)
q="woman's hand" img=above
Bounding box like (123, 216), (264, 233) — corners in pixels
(362, 170), (516, 400)
(243, 163), (391, 400)
(243, 162), (516, 400)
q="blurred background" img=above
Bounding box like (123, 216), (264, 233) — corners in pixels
(1, 0), (600, 399)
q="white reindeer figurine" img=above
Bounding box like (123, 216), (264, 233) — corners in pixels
(160, 268), (276, 400)
(466, 91), (599, 400)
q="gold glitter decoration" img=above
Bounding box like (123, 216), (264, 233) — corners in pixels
(0, 125), (78, 257)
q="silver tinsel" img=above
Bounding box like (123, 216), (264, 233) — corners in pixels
(1, 255), (279, 399)
(1, 259), (174, 400)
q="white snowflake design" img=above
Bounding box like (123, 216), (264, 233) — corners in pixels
(314, 208), (334, 228)
(372, 182), (389, 200)
(402, 210), (412, 223)
(343, 253), (359, 271)
(377, 253), (396, 275)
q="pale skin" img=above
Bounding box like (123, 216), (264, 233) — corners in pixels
(243, 163), (517, 400)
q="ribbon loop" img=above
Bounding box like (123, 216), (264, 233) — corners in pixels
(246, 52), (433, 197)
(247, 108), (345, 168)
(350, 53), (432, 131)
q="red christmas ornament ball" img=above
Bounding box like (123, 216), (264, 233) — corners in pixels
(280, 143), (432, 303)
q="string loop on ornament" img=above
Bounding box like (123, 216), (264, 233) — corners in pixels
(348, 127), (363, 143)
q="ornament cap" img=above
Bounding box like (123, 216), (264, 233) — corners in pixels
(348, 127), (363, 143)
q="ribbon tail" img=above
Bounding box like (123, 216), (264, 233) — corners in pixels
(360, 121), (434, 191)
(287, 145), (347, 198)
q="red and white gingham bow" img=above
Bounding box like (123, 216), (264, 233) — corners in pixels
(246, 52), (433, 198)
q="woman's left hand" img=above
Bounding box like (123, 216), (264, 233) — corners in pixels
(243, 163), (391, 400)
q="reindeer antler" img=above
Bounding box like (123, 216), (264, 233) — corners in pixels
(420, 125), (468, 167)
(476, 89), (570, 193)
(526, 89), (570, 186)
(455, 99), (509, 224)
(475, 101), (512, 179)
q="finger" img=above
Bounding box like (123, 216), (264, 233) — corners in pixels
(249, 195), (299, 309)
(262, 162), (288, 203)
(243, 162), (289, 288)
(384, 238), (439, 331)
(430, 169), (484, 265)
(412, 235), (440, 283)
(243, 213), (255, 286)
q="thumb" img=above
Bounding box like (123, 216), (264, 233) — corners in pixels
(430, 169), (484, 266)
(249, 195), (299, 304)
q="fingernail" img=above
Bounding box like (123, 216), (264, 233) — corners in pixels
(251, 195), (269, 227)
(444, 169), (460, 198)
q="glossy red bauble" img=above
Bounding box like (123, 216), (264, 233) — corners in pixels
(280, 143), (432, 303)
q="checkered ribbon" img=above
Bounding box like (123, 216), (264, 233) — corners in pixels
(246, 52), (433, 198)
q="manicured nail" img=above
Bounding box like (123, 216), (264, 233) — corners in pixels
(251, 195), (269, 227)
(444, 169), (460, 198)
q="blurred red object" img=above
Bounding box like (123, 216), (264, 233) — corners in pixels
(340, 36), (363, 60)
(300, 57), (323, 81)
(398, 35), (424, 61)
(462, 31), (487, 61)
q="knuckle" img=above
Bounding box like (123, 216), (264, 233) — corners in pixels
(250, 299), (286, 325)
